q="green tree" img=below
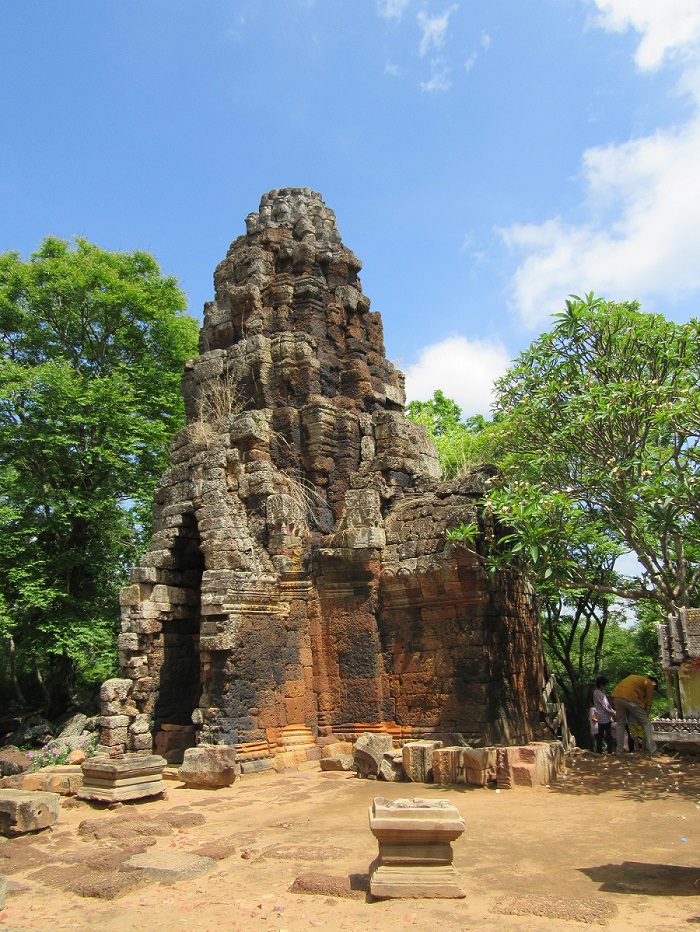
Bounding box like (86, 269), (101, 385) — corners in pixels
(406, 390), (501, 479)
(0, 236), (199, 709)
(485, 295), (700, 615)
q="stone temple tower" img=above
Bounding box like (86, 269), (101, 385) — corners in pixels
(101, 188), (545, 770)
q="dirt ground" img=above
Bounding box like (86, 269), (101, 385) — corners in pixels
(1, 749), (699, 931)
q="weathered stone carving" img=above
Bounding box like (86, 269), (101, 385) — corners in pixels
(103, 188), (545, 766)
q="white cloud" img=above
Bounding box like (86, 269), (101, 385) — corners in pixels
(403, 335), (511, 416)
(501, 1), (700, 328)
(417, 5), (458, 57)
(464, 53), (477, 72)
(384, 62), (401, 76)
(421, 62), (452, 91)
(591, 0), (700, 70)
(481, 30), (491, 52)
(378, 0), (412, 19)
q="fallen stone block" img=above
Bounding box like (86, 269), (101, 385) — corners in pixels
(379, 752), (405, 782)
(0, 766), (83, 796)
(0, 747), (31, 777)
(320, 755), (356, 772)
(0, 789), (60, 836)
(402, 740), (442, 783)
(178, 745), (240, 787)
(78, 753), (166, 802)
(354, 733), (394, 778)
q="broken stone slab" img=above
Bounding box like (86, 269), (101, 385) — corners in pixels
(353, 733), (394, 778)
(78, 753), (166, 802)
(0, 873), (5, 909)
(0, 765), (83, 796)
(320, 755), (356, 772)
(368, 797), (466, 898)
(0, 789), (60, 836)
(178, 745), (240, 787)
(432, 746), (497, 786)
(378, 752), (405, 782)
(123, 850), (217, 881)
(402, 740), (443, 783)
(0, 747), (31, 777)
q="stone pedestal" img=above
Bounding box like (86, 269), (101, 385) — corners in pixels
(78, 753), (166, 802)
(368, 797), (465, 898)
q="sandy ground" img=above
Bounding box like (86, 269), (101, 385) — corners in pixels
(1, 749), (699, 931)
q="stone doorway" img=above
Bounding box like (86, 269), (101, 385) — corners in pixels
(152, 511), (204, 763)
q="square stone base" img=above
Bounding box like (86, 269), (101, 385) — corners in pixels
(369, 861), (466, 898)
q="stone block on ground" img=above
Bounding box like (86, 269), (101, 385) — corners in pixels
(496, 741), (564, 789)
(78, 753), (166, 802)
(368, 796), (466, 898)
(0, 873), (5, 909)
(320, 755), (356, 772)
(354, 733), (394, 778)
(178, 745), (240, 787)
(122, 850), (217, 881)
(402, 740), (443, 783)
(0, 747), (31, 777)
(379, 752), (405, 782)
(0, 765), (83, 796)
(0, 789), (60, 836)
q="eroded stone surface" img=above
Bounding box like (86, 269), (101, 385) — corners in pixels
(100, 188), (545, 765)
(0, 790), (60, 836)
(178, 746), (240, 787)
(122, 850), (216, 880)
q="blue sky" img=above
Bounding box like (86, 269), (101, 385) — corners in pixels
(2, 1), (700, 415)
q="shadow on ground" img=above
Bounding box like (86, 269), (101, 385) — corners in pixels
(547, 751), (700, 801)
(580, 861), (700, 896)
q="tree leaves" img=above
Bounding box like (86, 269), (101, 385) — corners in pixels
(0, 237), (199, 696)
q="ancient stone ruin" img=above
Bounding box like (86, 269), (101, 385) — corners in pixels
(101, 188), (545, 771)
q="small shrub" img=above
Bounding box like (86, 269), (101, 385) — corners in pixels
(27, 733), (99, 771)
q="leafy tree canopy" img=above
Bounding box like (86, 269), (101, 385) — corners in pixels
(406, 390), (501, 479)
(482, 294), (700, 615)
(0, 237), (199, 704)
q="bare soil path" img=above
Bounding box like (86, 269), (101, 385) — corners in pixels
(1, 749), (699, 930)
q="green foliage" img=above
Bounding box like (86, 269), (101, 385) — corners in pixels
(488, 294), (700, 614)
(405, 390), (501, 479)
(0, 237), (199, 704)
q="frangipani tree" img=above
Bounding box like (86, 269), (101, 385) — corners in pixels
(484, 294), (700, 615)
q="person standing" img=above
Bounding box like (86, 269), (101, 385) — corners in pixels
(592, 676), (615, 754)
(611, 674), (659, 756)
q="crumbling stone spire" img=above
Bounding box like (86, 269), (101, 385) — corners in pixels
(104, 189), (545, 770)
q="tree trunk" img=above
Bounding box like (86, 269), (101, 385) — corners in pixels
(34, 656), (50, 706)
(7, 636), (26, 705)
(48, 652), (74, 716)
